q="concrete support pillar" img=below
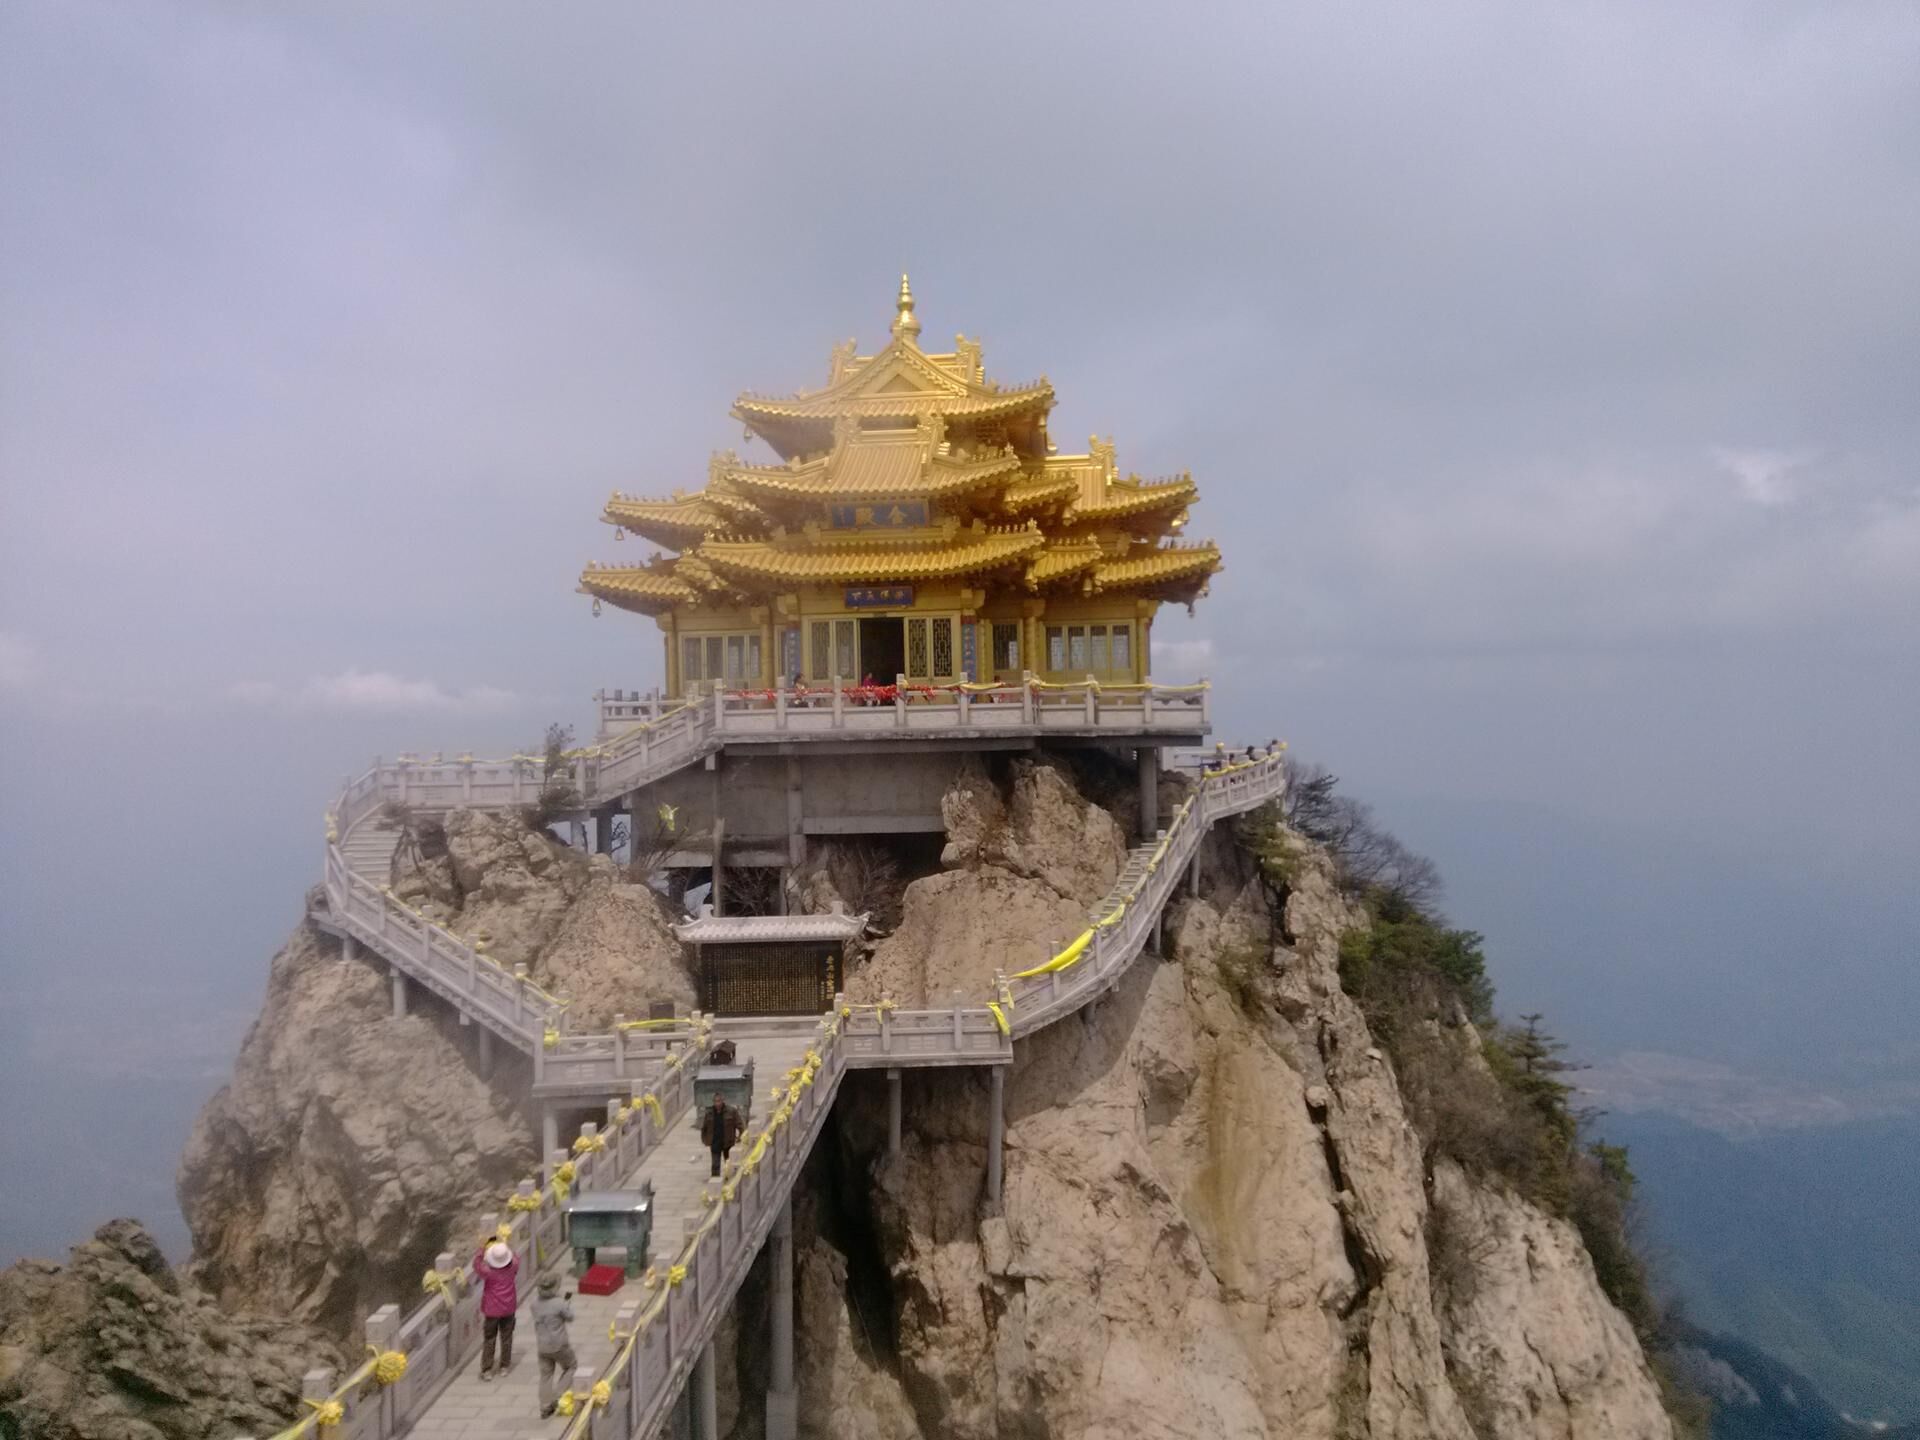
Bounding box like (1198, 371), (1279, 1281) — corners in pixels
(710, 816), (727, 917)
(695, 1339), (719, 1440)
(886, 1068), (902, 1157)
(1136, 745), (1160, 840)
(766, 1197), (797, 1440)
(985, 1066), (1005, 1211)
(341, 935), (356, 965)
(389, 968), (407, 1019)
(1187, 848), (1201, 896)
(541, 1106), (558, 1161)
(785, 755), (807, 870)
(477, 1026), (494, 1075)
(593, 802), (620, 858)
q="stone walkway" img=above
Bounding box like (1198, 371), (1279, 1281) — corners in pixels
(404, 1033), (816, 1438)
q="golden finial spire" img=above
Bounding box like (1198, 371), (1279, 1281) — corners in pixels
(891, 272), (921, 341)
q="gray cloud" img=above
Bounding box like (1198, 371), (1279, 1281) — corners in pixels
(3, 0), (1918, 1257)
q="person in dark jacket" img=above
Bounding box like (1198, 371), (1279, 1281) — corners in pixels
(699, 1092), (743, 1178)
(472, 1240), (520, 1380)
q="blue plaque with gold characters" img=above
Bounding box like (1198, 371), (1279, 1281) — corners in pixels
(844, 585), (914, 609)
(829, 500), (927, 530)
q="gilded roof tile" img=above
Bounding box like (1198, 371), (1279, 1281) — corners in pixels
(1091, 542), (1223, 591)
(696, 528), (1044, 583)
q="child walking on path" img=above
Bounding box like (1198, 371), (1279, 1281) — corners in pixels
(533, 1273), (577, 1418)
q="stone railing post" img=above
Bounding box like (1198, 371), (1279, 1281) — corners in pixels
(1020, 671), (1035, 724)
(612, 1015), (627, 1077)
(894, 674), (907, 729)
(775, 675), (788, 730)
(1084, 676), (1096, 724)
(300, 1368), (334, 1412)
(365, 1304), (400, 1418)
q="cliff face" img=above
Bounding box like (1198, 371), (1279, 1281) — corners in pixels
(163, 762), (1674, 1439)
(177, 813), (695, 1334)
(782, 763), (1676, 1440)
(0, 1219), (336, 1440)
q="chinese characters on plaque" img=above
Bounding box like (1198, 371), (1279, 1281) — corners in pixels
(828, 499), (928, 530)
(844, 585), (914, 609)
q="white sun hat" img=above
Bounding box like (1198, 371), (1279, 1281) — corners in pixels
(484, 1242), (514, 1269)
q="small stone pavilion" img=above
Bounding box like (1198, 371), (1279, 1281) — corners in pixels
(579, 277), (1222, 693)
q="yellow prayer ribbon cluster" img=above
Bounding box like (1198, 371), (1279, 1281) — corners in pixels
(303, 1398), (344, 1427)
(506, 1192), (542, 1213)
(370, 1349), (408, 1385)
(571, 1132), (606, 1154)
(420, 1268), (464, 1306)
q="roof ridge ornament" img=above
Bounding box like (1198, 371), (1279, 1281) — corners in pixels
(891, 273), (922, 343)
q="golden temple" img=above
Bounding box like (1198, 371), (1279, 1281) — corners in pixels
(579, 278), (1222, 693)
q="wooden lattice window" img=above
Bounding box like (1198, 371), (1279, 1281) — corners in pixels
(809, 622), (831, 680)
(906, 618), (931, 679)
(931, 618), (954, 677)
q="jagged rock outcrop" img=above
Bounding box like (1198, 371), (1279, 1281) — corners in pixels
(853, 760), (1124, 1004)
(790, 773), (1675, 1440)
(178, 923), (535, 1334)
(148, 762), (1673, 1440)
(0, 1219), (334, 1440)
(179, 812), (696, 1335)
(400, 811), (697, 1026)
(1430, 1159), (1675, 1439)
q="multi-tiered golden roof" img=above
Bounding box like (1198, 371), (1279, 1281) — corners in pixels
(581, 278), (1222, 694)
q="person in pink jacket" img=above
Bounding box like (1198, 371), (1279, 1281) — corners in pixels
(473, 1240), (521, 1379)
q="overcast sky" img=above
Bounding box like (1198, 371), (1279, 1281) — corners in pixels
(3, 0), (1918, 1259)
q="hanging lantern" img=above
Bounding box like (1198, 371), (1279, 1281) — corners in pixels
(614, 527), (625, 542)
(592, 599), (603, 617)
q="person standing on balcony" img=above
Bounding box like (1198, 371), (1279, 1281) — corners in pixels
(474, 1239), (520, 1380)
(700, 1090), (743, 1178)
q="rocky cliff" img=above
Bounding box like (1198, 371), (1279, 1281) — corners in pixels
(0, 1219), (336, 1440)
(177, 812), (694, 1334)
(151, 758), (1675, 1439)
(765, 758), (1676, 1440)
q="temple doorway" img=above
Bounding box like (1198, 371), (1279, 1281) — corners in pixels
(858, 617), (904, 683)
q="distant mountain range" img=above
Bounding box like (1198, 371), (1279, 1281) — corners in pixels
(1667, 1325), (1919, 1440)
(1600, 1111), (1920, 1427)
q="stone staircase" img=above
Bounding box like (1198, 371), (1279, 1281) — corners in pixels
(340, 823), (398, 884)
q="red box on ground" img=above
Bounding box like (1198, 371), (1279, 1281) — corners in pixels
(577, 1265), (625, 1296)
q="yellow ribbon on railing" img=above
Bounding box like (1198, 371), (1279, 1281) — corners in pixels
(542, 1027), (560, 1050)
(420, 1268), (464, 1306)
(614, 1016), (693, 1032)
(370, 1348), (408, 1385)
(986, 1001), (1010, 1036)
(506, 1192), (542, 1213)
(303, 1398), (344, 1427)
(571, 1133), (606, 1154)
(550, 1161), (576, 1202)
(642, 1093), (664, 1125)
(1011, 927), (1094, 980)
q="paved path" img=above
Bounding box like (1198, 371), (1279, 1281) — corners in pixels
(406, 1033), (816, 1439)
